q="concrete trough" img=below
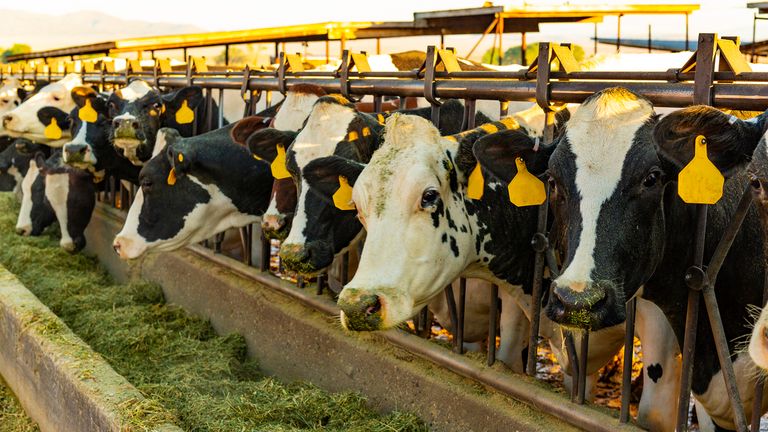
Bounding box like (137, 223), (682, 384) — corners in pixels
(0, 265), (181, 432)
(86, 202), (644, 432)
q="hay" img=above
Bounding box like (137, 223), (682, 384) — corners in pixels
(0, 376), (39, 432)
(0, 193), (426, 432)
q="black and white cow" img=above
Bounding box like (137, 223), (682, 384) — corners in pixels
(2, 73), (82, 147)
(108, 83), (211, 167)
(112, 124), (273, 259)
(540, 89), (767, 430)
(63, 86), (141, 184)
(0, 140), (35, 194)
(15, 149), (96, 252)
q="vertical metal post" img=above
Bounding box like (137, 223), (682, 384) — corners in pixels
(521, 32), (527, 65)
(325, 40), (330, 64)
(183, 47), (187, 61)
(497, 16), (504, 66)
(224, 44), (230, 66)
(274, 43), (279, 62)
(260, 235), (270, 272)
(617, 14), (623, 53)
(340, 34), (346, 57)
(440, 34), (445, 50)
(376, 37), (381, 54)
(620, 297), (637, 423)
(455, 278), (466, 355)
(685, 14), (690, 51)
(594, 22), (599, 55)
(577, 331), (590, 405)
(753, 13), (758, 62)
(564, 331), (580, 402)
(444, 284), (459, 349)
(648, 25), (652, 53)
(487, 284), (499, 366)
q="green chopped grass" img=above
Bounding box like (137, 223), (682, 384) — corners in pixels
(0, 376), (39, 432)
(0, 193), (426, 432)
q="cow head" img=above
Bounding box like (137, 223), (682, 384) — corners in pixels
(315, 114), (541, 331)
(108, 89), (164, 165)
(112, 125), (271, 259)
(2, 74), (81, 146)
(277, 95), (381, 275)
(62, 86), (110, 175)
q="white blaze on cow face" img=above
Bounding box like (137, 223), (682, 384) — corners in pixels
(2, 74), (81, 145)
(272, 91), (321, 131)
(553, 89), (654, 292)
(280, 99), (356, 256)
(113, 176), (258, 259)
(118, 80), (153, 102)
(16, 160), (39, 235)
(338, 115), (475, 330)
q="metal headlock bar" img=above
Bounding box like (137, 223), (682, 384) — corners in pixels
(7, 33), (768, 431)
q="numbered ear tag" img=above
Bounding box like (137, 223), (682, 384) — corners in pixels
(270, 144), (291, 179)
(333, 176), (355, 211)
(44, 118), (62, 140)
(677, 135), (724, 204)
(175, 100), (194, 125)
(167, 167), (177, 185)
(79, 98), (98, 123)
(467, 162), (484, 200)
(508, 157), (546, 207)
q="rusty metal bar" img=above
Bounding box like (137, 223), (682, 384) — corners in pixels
(488, 284), (499, 366)
(564, 331), (580, 402)
(620, 296), (637, 423)
(577, 331), (589, 405)
(444, 284), (459, 350)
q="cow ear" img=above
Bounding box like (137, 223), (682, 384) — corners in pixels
(162, 85), (204, 109)
(16, 87), (27, 102)
(473, 129), (551, 184)
(654, 105), (767, 177)
(34, 152), (48, 173)
(231, 116), (270, 146)
(247, 128), (298, 162)
(71, 86), (98, 108)
(303, 155), (365, 209)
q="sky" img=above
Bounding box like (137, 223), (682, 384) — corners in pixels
(0, 0), (763, 60)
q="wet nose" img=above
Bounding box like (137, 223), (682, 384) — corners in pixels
(262, 213), (285, 231)
(64, 143), (88, 161)
(279, 242), (310, 268)
(112, 238), (124, 256)
(15, 225), (30, 236)
(3, 114), (16, 129)
(339, 293), (383, 331)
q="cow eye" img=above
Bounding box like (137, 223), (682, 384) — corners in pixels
(140, 179), (153, 194)
(642, 169), (662, 188)
(420, 188), (440, 209)
(52, 95), (61, 102)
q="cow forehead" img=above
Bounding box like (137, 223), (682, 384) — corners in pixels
(273, 91), (320, 131)
(291, 101), (355, 168)
(356, 115), (451, 216)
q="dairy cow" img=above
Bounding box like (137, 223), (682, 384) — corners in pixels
(108, 83), (212, 166)
(112, 124), (273, 259)
(540, 89), (767, 430)
(63, 86), (141, 184)
(2, 73), (82, 147)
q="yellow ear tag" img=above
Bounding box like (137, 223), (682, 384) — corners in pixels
(167, 167), (177, 186)
(677, 135), (724, 204)
(467, 162), (484, 200)
(508, 157), (546, 207)
(79, 99), (98, 123)
(175, 100), (194, 125)
(178, 153), (184, 163)
(270, 144), (291, 179)
(44, 118), (62, 140)
(333, 176), (355, 211)
(252, 154), (262, 161)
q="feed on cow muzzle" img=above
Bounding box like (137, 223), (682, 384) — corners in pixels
(112, 120), (144, 165)
(338, 289), (384, 331)
(545, 280), (624, 331)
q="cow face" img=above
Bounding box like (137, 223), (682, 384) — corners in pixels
(278, 95), (381, 275)
(62, 87), (110, 174)
(0, 142), (30, 193)
(0, 78), (22, 117)
(113, 126), (271, 259)
(2, 74), (81, 146)
(245, 127), (298, 239)
(109, 90), (164, 165)
(542, 88), (663, 331)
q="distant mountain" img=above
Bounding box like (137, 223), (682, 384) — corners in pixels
(0, 9), (202, 51)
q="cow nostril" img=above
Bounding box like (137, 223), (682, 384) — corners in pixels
(113, 243), (121, 255)
(132, 121), (139, 129)
(78, 147), (87, 155)
(364, 296), (381, 316)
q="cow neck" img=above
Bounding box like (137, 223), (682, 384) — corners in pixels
(646, 172), (766, 395)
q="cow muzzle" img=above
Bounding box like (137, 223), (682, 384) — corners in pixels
(261, 213), (291, 240)
(2, 113), (19, 132)
(112, 235), (146, 260)
(63, 143), (95, 166)
(545, 280), (622, 331)
(338, 289), (384, 331)
(279, 241), (334, 274)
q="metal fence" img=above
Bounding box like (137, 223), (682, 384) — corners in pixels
(5, 32), (768, 432)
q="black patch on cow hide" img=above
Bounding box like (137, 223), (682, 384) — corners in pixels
(647, 363), (663, 383)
